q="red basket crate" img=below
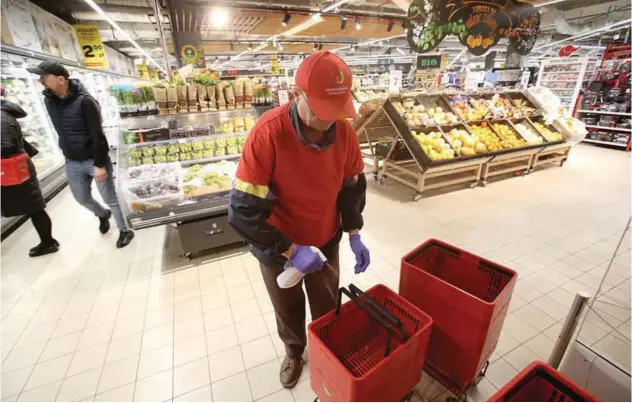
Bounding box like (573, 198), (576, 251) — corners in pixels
(488, 361), (598, 402)
(308, 284), (433, 402)
(399, 239), (517, 395)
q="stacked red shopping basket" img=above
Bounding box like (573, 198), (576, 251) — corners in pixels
(488, 361), (598, 401)
(308, 284), (433, 402)
(399, 239), (517, 398)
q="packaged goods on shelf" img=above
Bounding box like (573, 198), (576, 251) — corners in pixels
(110, 84), (157, 117)
(122, 163), (184, 212)
(183, 161), (237, 198)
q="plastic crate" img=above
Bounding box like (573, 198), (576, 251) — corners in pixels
(399, 239), (517, 395)
(308, 284), (433, 402)
(488, 361), (598, 402)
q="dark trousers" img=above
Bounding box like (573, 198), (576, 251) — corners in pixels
(260, 245), (340, 359)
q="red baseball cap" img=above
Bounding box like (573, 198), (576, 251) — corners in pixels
(295, 51), (356, 121)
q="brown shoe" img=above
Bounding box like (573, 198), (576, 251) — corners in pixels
(280, 355), (304, 388)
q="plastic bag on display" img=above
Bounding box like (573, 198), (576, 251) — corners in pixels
(525, 87), (561, 119)
(552, 117), (588, 145)
(197, 85), (208, 111)
(206, 86), (216, 109)
(122, 162), (184, 213)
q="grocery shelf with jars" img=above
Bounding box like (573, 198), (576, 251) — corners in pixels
(353, 88), (577, 201)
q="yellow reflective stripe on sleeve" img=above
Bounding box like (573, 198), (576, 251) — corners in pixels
(235, 178), (269, 199)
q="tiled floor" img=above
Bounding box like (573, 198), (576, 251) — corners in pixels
(1, 143), (630, 402)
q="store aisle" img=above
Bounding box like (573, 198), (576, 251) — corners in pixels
(1, 144), (630, 402)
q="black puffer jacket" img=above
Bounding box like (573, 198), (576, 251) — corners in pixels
(1, 100), (45, 217)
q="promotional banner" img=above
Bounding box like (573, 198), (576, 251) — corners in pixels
(137, 64), (149, 80)
(174, 31), (205, 68)
(270, 56), (280, 75)
(1, 0), (43, 52)
(407, 0), (540, 56)
(74, 25), (109, 69)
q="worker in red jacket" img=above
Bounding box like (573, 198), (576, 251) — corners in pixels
(228, 51), (370, 388)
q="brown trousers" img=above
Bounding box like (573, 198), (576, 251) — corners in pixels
(260, 247), (340, 359)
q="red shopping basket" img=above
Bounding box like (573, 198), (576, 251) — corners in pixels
(399, 239), (517, 397)
(1, 153), (30, 186)
(308, 284), (433, 402)
(488, 361), (598, 401)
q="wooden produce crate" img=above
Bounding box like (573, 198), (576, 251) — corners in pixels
(504, 90), (541, 118)
(525, 116), (570, 171)
(480, 119), (545, 186)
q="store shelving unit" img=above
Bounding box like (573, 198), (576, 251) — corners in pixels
(360, 90), (572, 200)
(536, 57), (588, 111)
(116, 107), (269, 258)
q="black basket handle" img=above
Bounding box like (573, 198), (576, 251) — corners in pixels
(336, 287), (395, 357)
(348, 283), (410, 342)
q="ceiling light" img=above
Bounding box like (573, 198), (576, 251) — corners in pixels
(396, 48), (406, 55)
(354, 17), (361, 30)
(341, 16), (348, 29)
(387, 20), (394, 32)
(80, 0), (166, 74)
(282, 11), (291, 26)
(210, 7), (229, 28)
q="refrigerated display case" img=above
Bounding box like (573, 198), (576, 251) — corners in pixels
(116, 107), (268, 258)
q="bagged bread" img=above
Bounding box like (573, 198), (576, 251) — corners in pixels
(244, 79), (253, 103)
(187, 84), (198, 111)
(225, 84), (235, 109)
(177, 85), (188, 112)
(166, 87), (178, 113)
(206, 85), (216, 109)
(234, 80), (244, 106)
(153, 87), (168, 114)
(197, 84), (208, 111)
(216, 83), (226, 110)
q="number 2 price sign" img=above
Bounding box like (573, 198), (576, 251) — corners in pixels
(73, 25), (108, 69)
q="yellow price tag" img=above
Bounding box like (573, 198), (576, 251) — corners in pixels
(74, 25), (108, 69)
(137, 64), (149, 80)
(270, 56), (280, 75)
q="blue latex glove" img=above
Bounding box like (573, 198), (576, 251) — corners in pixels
(350, 234), (370, 274)
(290, 245), (326, 274)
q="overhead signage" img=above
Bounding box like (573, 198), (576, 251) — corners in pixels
(416, 54), (442, 70)
(407, 0), (540, 56)
(74, 24), (108, 69)
(558, 45), (579, 57)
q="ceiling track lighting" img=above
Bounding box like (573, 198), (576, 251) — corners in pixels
(354, 17), (361, 30)
(282, 11), (291, 26)
(340, 16), (348, 29)
(387, 20), (394, 32)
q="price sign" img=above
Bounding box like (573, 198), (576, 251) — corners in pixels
(148, 67), (159, 81)
(137, 64), (149, 80)
(270, 56), (280, 75)
(389, 70), (403, 93)
(73, 24), (108, 69)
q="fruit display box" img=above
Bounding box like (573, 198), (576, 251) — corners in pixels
(528, 117), (565, 145)
(504, 92), (540, 118)
(488, 119), (545, 153)
(445, 94), (490, 122)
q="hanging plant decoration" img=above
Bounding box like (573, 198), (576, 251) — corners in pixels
(406, 0), (540, 56)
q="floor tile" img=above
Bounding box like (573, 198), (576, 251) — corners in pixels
(137, 344), (173, 379)
(208, 345), (245, 382)
(503, 344), (540, 372)
(14, 322), (57, 348)
(66, 343), (108, 377)
(231, 299), (261, 323)
(203, 306), (234, 331)
(174, 385), (213, 402)
(40, 331), (82, 362)
(133, 368), (173, 402)
(201, 292), (230, 312)
(493, 331), (520, 357)
(1, 367), (34, 399)
(111, 313), (145, 340)
(93, 382), (134, 402)
(23, 353), (72, 392)
(467, 378), (498, 402)
(227, 284), (256, 305)
(105, 332), (142, 363)
(56, 368), (101, 402)
(484, 358), (518, 389)
(247, 359), (284, 400)
(523, 333), (556, 360)
(2, 342), (46, 373)
(256, 388), (294, 402)
(205, 325), (239, 355)
(211, 372), (253, 402)
(174, 315), (205, 342)
(76, 322), (115, 351)
(241, 336), (278, 369)
(174, 357), (211, 397)
(513, 305), (557, 332)
(141, 323), (173, 352)
(501, 315), (539, 343)
(17, 381), (61, 402)
(97, 355), (139, 395)
(290, 379), (315, 402)
(174, 334), (207, 367)
(174, 298), (203, 322)
(236, 316), (269, 344)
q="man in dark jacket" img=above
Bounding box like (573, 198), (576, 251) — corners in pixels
(28, 61), (134, 248)
(1, 95), (59, 257)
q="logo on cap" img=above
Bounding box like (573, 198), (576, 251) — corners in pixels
(332, 70), (344, 85)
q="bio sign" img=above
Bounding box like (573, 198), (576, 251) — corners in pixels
(407, 0), (540, 56)
(73, 24), (108, 69)
(417, 54), (442, 70)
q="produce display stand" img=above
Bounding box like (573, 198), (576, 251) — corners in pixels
(351, 99), (392, 179)
(362, 90), (573, 200)
(116, 107), (270, 258)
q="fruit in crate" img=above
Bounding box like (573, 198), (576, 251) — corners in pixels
(182, 161), (236, 197)
(411, 130), (455, 161)
(427, 106), (459, 125)
(392, 101), (406, 114)
(533, 122), (563, 142)
(514, 123), (544, 145)
(492, 123), (527, 148)
(445, 128), (489, 156)
(470, 123), (504, 152)
(513, 99), (536, 116)
(453, 100), (487, 121)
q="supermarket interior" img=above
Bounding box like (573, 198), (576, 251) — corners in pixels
(0, 0), (631, 402)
